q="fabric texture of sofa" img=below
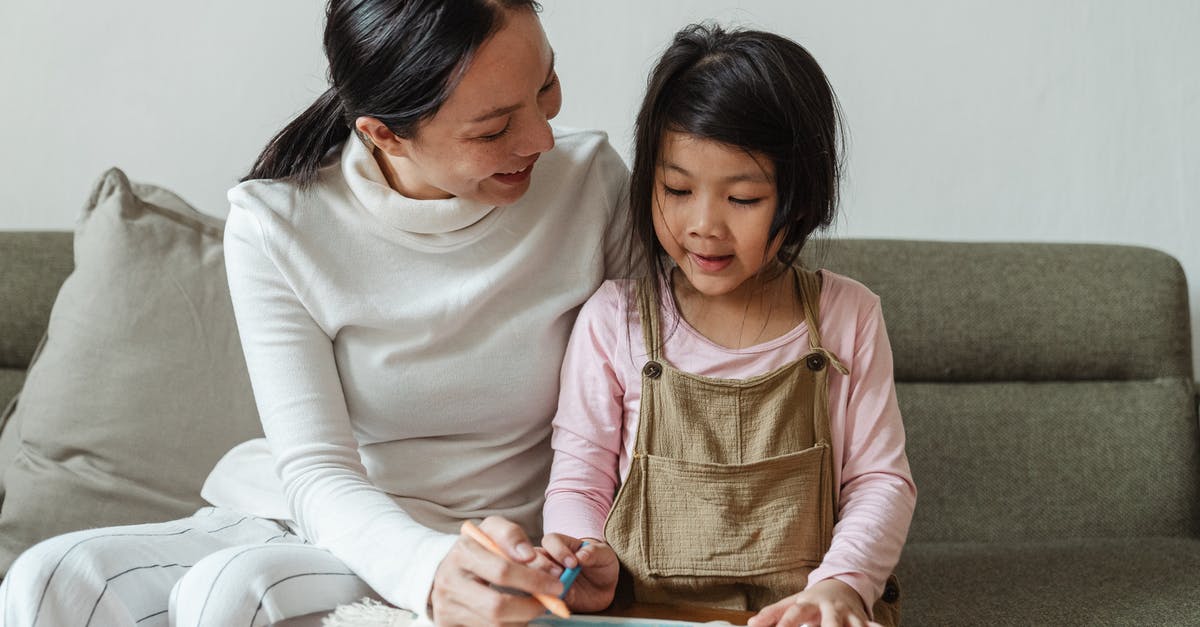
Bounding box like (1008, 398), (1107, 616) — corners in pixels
(0, 171), (1196, 625)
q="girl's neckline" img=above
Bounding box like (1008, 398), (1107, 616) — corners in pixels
(659, 270), (814, 355)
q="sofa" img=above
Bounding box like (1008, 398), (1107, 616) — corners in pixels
(1, 172), (1197, 625)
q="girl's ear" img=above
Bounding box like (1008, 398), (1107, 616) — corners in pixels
(354, 116), (410, 158)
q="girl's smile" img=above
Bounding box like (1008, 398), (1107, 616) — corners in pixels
(652, 131), (783, 305)
(687, 251), (734, 273)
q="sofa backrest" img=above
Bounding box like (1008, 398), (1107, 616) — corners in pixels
(3, 234), (1196, 544)
(816, 239), (1198, 543)
(0, 232), (73, 411)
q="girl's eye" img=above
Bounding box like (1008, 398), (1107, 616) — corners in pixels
(730, 196), (763, 206)
(539, 74), (559, 94)
(663, 185), (690, 197)
(478, 123), (511, 142)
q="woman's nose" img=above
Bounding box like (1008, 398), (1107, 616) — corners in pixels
(515, 114), (555, 157)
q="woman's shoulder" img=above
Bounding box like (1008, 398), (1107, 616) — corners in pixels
(544, 126), (628, 178)
(227, 140), (346, 223)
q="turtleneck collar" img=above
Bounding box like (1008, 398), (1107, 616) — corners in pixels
(339, 133), (497, 235)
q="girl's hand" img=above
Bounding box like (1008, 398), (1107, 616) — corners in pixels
(539, 533), (620, 612)
(429, 516), (564, 626)
(747, 579), (883, 627)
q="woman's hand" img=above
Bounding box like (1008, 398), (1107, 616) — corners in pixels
(428, 516), (564, 626)
(747, 579), (882, 627)
(538, 533), (620, 612)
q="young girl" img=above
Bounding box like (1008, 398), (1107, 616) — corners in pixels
(540, 23), (916, 627)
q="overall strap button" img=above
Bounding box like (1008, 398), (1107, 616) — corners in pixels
(806, 354), (827, 371)
(642, 361), (663, 379)
(882, 579), (901, 603)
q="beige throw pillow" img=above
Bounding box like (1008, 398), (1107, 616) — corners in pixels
(0, 169), (263, 574)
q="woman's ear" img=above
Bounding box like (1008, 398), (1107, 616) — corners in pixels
(355, 116), (409, 157)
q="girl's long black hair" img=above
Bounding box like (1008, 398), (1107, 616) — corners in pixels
(244, 0), (540, 186)
(629, 23), (844, 320)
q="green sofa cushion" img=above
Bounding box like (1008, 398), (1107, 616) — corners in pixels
(899, 379), (1200, 543)
(815, 240), (1193, 382)
(897, 537), (1200, 626)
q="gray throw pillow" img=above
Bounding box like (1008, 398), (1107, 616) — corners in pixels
(0, 169), (263, 574)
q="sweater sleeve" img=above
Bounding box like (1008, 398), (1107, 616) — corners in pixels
(805, 297), (917, 613)
(223, 205), (456, 619)
(543, 282), (627, 540)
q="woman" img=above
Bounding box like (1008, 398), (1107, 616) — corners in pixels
(0, 1), (628, 625)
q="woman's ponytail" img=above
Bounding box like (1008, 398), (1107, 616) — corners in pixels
(242, 0), (541, 188)
(242, 87), (349, 186)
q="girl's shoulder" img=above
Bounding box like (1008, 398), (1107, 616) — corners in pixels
(581, 278), (637, 318)
(815, 269), (884, 324)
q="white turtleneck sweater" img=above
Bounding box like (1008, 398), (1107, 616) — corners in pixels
(201, 128), (629, 616)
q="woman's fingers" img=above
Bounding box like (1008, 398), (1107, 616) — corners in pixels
(479, 516), (537, 562)
(435, 569), (546, 626)
(460, 533), (563, 597)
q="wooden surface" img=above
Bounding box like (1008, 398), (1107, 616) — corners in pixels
(271, 602), (757, 626)
(597, 602), (756, 624)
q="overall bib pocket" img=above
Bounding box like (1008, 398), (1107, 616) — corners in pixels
(641, 442), (830, 577)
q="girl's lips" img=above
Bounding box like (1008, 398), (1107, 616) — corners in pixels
(689, 252), (733, 272)
(492, 161), (536, 185)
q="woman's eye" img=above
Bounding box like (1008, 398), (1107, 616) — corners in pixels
(539, 74), (559, 94)
(663, 186), (690, 197)
(478, 123), (511, 142)
(730, 196), (763, 206)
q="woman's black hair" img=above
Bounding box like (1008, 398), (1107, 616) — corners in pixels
(629, 23), (844, 313)
(244, 0), (540, 185)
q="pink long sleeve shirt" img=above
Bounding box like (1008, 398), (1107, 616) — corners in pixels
(543, 272), (917, 608)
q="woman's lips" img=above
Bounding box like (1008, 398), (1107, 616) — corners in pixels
(689, 252), (733, 272)
(492, 160), (536, 185)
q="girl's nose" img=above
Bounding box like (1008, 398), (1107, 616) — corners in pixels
(688, 199), (726, 239)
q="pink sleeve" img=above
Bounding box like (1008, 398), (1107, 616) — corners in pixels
(806, 298), (917, 613)
(543, 282), (627, 541)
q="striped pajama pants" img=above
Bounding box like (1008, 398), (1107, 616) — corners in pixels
(0, 507), (383, 627)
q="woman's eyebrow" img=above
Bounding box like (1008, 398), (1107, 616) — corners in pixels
(468, 51), (556, 124)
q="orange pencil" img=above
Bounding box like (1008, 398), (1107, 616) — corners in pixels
(459, 521), (572, 619)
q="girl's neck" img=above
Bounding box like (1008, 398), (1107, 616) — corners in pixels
(669, 264), (805, 350)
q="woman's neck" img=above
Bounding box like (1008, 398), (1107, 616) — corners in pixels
(669, 265), (805, 350)
(372, 146), (453, 200)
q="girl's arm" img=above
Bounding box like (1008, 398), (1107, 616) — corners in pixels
(807, 297), (917, 611)
(223, 205), (456, 618)
(543, 281), (629, 541)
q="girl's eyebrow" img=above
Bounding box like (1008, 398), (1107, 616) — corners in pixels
(664, 163), (769, 184)
(466, 50), (556, 124)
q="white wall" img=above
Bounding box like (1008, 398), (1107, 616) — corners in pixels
(3, 1), (1197, 373)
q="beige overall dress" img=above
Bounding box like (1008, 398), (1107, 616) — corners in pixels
(604, 269), (900, 625)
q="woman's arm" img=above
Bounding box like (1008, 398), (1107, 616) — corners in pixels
(224, 205), (462, 616)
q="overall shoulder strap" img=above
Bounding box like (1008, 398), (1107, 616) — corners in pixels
(635, 277), (662, 361)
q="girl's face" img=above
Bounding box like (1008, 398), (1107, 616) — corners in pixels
(652, 132), (782, 300)
(386, 9), (561, 206)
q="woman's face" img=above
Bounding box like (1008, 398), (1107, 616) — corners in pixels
(386, 9), (561, 206)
